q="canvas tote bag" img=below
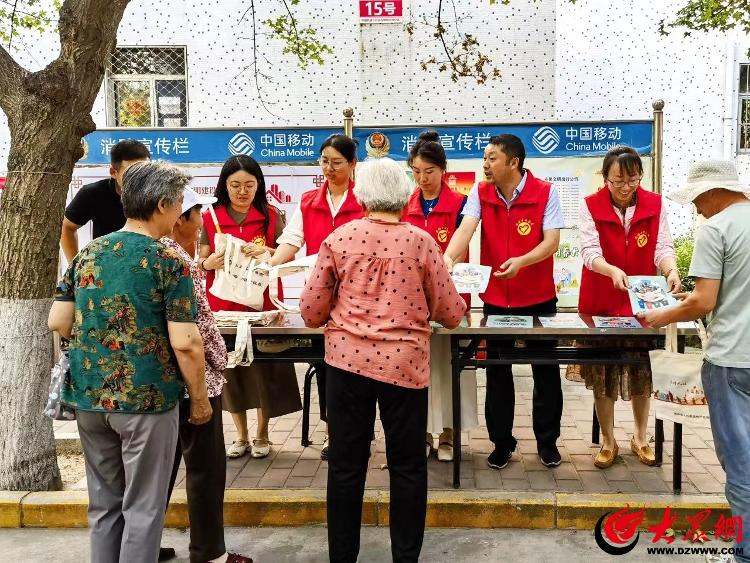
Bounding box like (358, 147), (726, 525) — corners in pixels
(649, 321), (710, 427)
(208, 232), (271, 311)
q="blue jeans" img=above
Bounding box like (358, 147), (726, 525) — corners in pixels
(703, 361), (750, 562)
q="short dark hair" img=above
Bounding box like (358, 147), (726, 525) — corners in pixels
(489, 134), (525, 169)
(320, 134), (358, 163)
(407, 130), (447, 170)
(601, 145), (643, 179)
(111, 140), (151, 168)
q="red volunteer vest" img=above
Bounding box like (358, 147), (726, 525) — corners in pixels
(578, 187), (661, 316)
(401, 181), (466, 253)
(202, 203), (281, 312)
(478, 170), (556, 308)
(299, 179), (364, 255)
(402, 182), (471, 307)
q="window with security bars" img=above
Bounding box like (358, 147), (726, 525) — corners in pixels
(106, 47), (188, 127)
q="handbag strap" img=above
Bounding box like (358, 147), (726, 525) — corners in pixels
(695, 318), (708, 349)
(665, 322), (679, 353)
(227, 319), (250, 368)
(268, 266), (299, 313)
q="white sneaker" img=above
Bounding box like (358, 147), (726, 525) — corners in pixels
(226, 440), (250, 459)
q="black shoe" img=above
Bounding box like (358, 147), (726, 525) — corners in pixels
(539, 444), (562, 467)
(321, 445), (329, 460)
(487, 448), (513, 470)
(158, 547), (176, 561)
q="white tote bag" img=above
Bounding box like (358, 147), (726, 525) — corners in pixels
(208, 233), (271, 311)
(649, 321), (710, 427)
(254, 253), (318, 313)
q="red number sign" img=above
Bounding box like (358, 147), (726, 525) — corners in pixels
(359, 1), (403, 21)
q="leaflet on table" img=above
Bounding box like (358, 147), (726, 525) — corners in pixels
(592, 316), (643, 329)
(627, 275), (677, 315)
(451, 263), (492, 294)
(486, 315), (533, 329)
(537, 313), (588, 329)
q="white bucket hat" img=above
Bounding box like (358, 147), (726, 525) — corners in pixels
(182, 186), (217, 214)
(668, 159), (750, 205)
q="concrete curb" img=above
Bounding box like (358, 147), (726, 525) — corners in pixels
(0, 489), (730, 530)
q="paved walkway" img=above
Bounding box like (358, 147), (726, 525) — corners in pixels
(54, 365), (725, 495)
(0, 527), (704, 562)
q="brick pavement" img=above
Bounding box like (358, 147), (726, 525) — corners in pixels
(54, 365), (725, 495)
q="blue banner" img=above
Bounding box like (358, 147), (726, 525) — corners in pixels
(80, 128), (341, 166)
(79, 121), (652, 166)
(354, 122), (653, 161)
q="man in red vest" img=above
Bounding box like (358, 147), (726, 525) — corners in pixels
(444, 134), (565, 469)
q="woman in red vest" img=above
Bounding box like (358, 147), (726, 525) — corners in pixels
(199, 155), (302, 459)
(270, 134), (363, 460)
(568, 146), (681, 469)
(402, 131), (477, 462)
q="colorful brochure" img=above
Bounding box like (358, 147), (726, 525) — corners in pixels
(592, 316), (643, 329)
(538, 313), (588, 329)
(451, 263), (492, 294)
(486, 315), (533, 329)
(627, 275), (677, 315)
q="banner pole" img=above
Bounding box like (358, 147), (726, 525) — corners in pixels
(652, 99), (665, 195)
(343, 107), (354, 138)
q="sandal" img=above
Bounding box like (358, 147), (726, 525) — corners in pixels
(426, 433), (435, 459)
(437, 439), (454, 462)
(227, 440), (250, 459)
(251, 438), (271, 458)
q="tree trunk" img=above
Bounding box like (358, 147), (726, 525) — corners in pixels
(0, 0), (131, 491)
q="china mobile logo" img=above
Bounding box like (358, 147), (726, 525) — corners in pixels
(228, 133), (256, 156)
(595, 505), (743, 555)
(531, 126), (560, 155)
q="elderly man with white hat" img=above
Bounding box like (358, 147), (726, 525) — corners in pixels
(642, 160), (750, 563)
(160, 187), (253, 563)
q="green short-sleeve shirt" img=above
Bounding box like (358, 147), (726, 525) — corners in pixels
(689, 202), (750, 367)
(55, 231), (197, 413)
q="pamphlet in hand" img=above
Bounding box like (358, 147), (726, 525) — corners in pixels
(451, 263), (492, 294)
(538, 313), (588, 329)
(627, 275), (677, 315)
(592, 316), (643, 329)
(486, 315), (533, 329)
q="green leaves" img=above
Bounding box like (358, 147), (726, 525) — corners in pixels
(659, 1), (750, 37)
(0, 0), (61, 47)
(673, 234), (696, 292)
(263, 12), (332, 69)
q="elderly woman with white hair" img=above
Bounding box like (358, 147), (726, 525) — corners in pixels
(300, 157), (467, 563)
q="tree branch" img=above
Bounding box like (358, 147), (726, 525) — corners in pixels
(0, 42), (25, 113)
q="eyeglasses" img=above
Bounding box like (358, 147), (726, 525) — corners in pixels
(319, 157), (348, 170)
(607, 177), (642, 189)
(228, 183), (256, 193)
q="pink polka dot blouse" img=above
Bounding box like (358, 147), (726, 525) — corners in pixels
(300, 217), (467, 389)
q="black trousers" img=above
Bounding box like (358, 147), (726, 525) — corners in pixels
(314, 362), (328, 423)
(166, 395), (226, 563)
(326, 365), (428, 563)
(484, 298), (563, 453)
